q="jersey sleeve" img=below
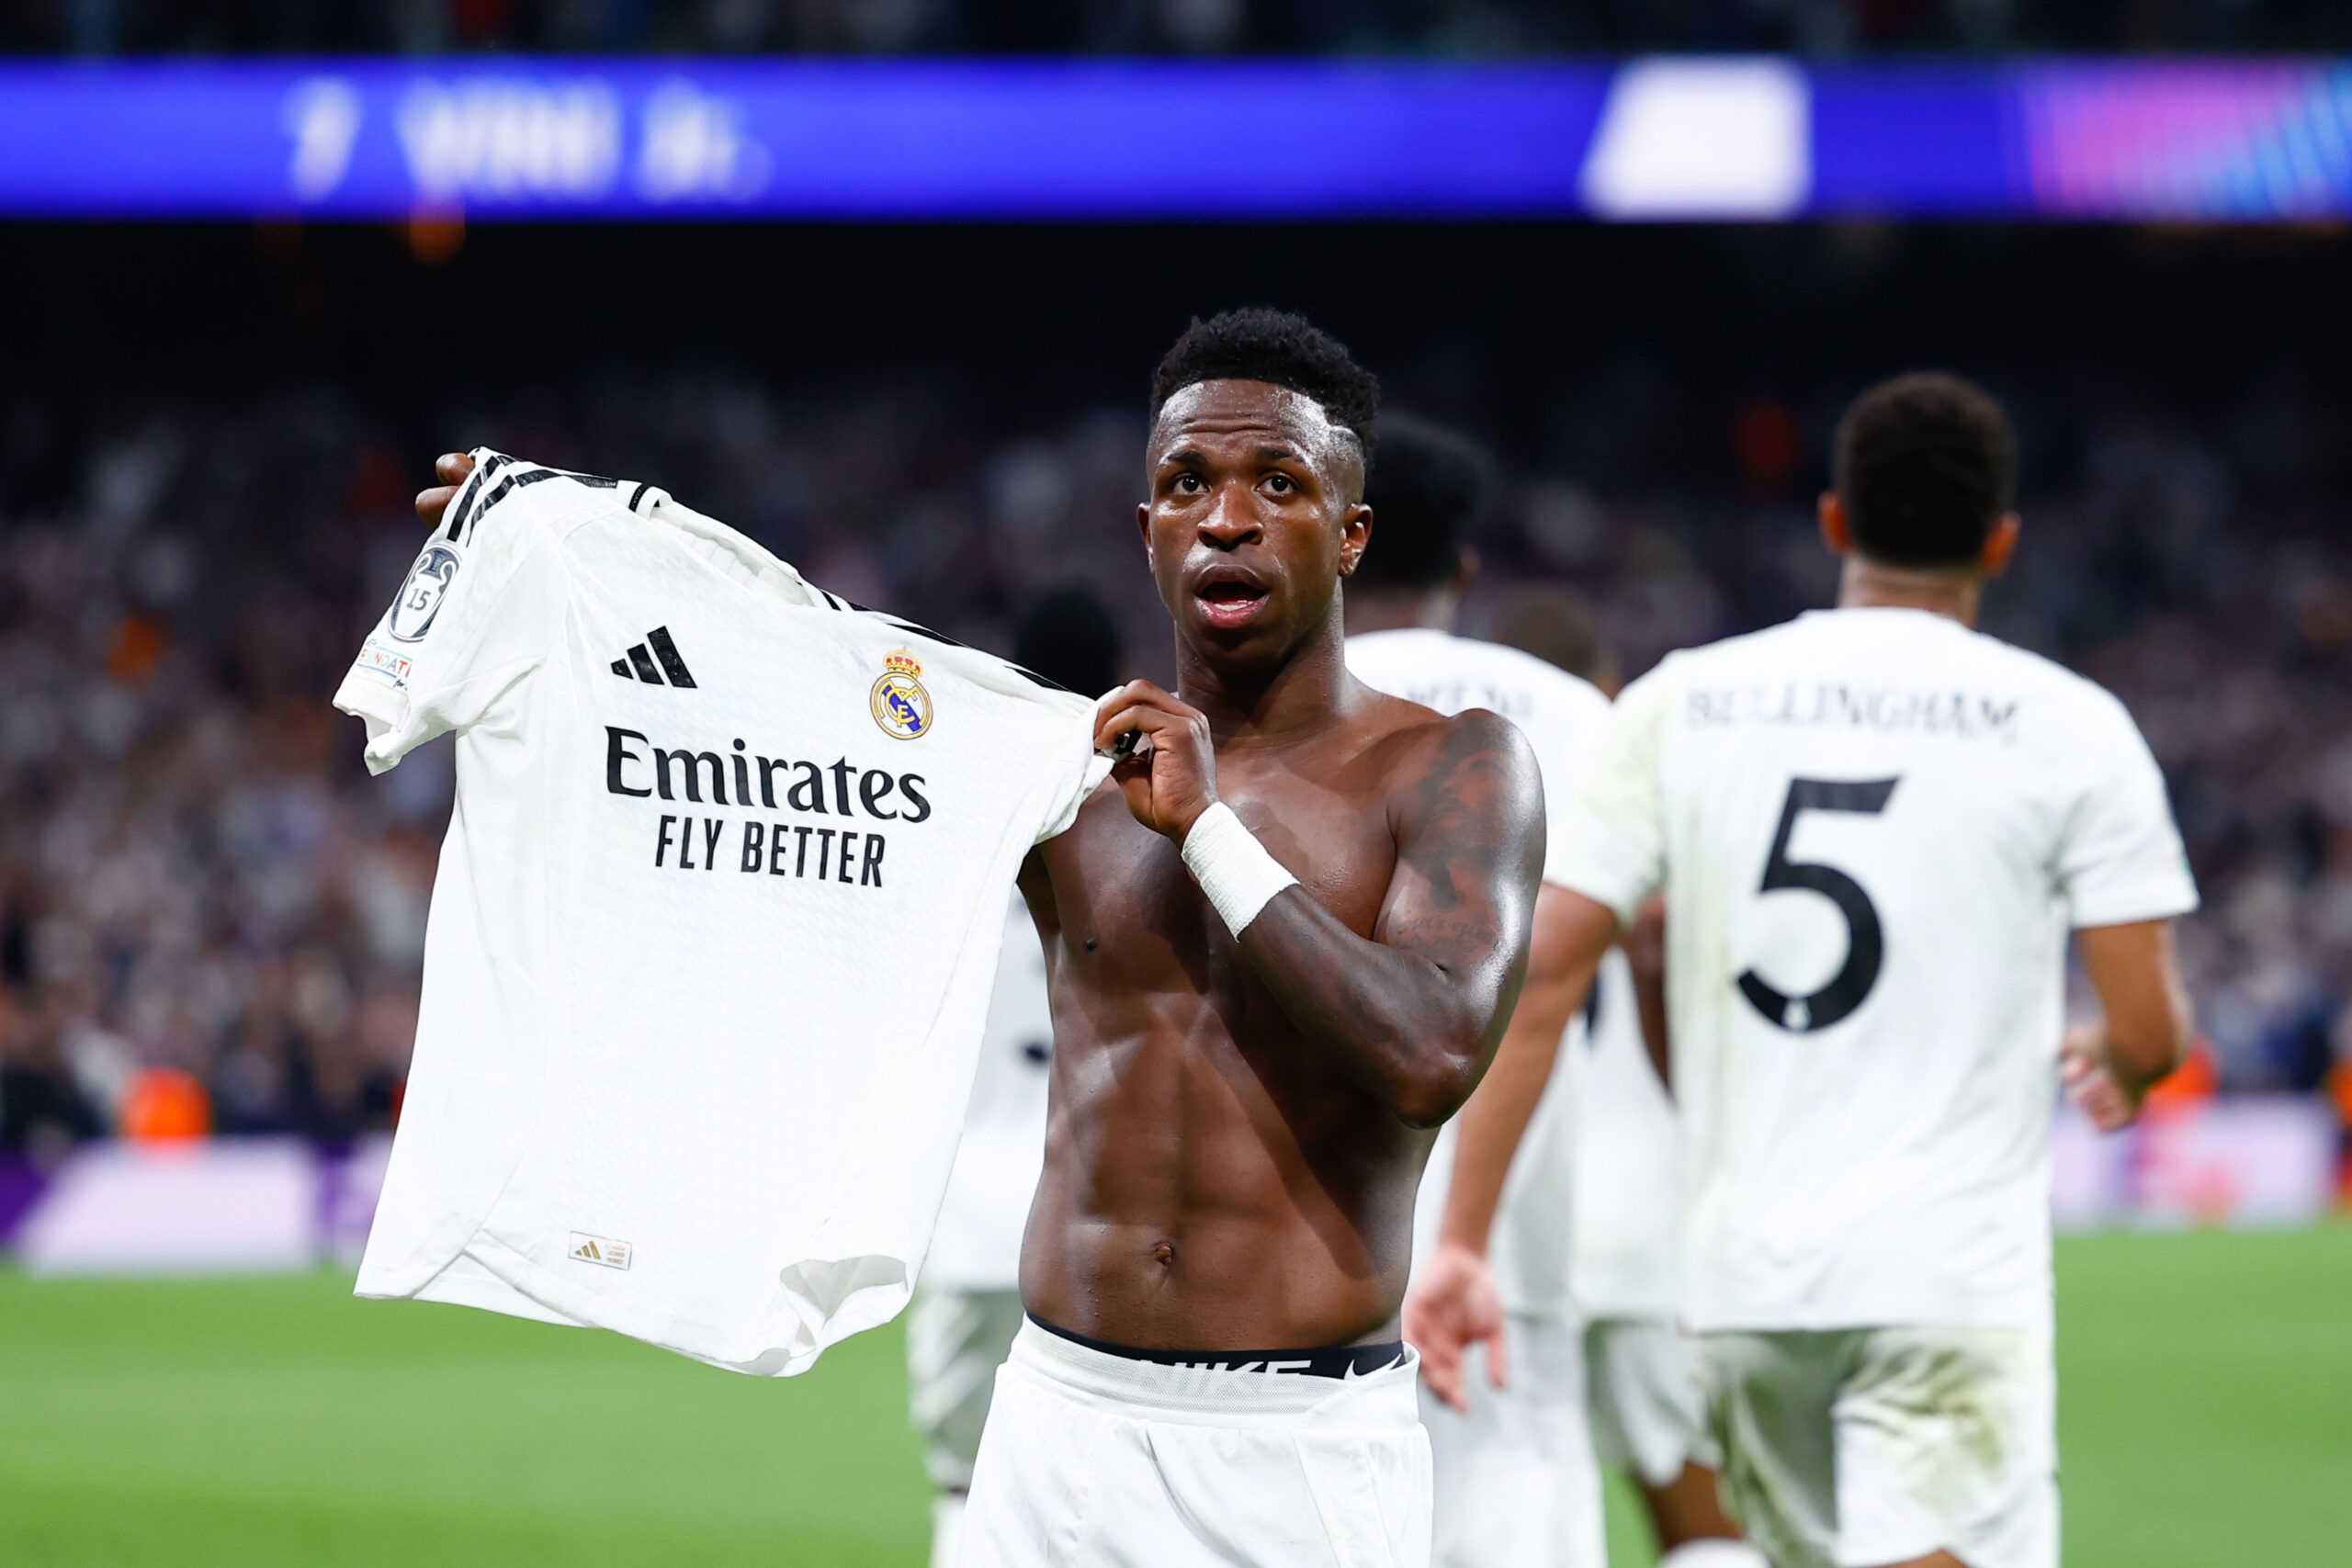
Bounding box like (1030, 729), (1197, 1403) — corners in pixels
(1549, 659), (1678, 926)
(1536, 679), (1618, 893)
(2056, 690), (2199, 929)
(333, 457), (566, 774)
(1032, 694), (1114, 845)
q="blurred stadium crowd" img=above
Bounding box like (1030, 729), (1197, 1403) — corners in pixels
(1, 0), (2346, 56)
(0, 350), (2346, 1157)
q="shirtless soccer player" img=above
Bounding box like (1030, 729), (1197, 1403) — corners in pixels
(410, 311), (1542, 1565)
(1411, 372), (2198, 1568)
(968, 310), (1545, 1566)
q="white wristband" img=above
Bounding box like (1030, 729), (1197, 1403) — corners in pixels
(1181, 801), (1299, 938)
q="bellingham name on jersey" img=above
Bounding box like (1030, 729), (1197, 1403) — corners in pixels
(605, 726), (933, 886)
(1684, 680), (2021, 742)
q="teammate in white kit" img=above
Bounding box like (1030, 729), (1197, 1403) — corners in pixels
(1491, 591), (1761, 1568)
(1567, 899), (1748, 1562)
(1414, 373), (2199, 1568)
(910, 590), (1125, 1568)
(1344, 416), (1616, 1568)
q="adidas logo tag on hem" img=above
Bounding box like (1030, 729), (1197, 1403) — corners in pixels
(609, 626), (697, 688)
(568, 1232), (633, 1270)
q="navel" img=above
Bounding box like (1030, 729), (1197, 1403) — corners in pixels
(1151, 1241), (1175, 1268)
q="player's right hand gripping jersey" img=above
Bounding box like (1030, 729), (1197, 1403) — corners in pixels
(1553, 608), (2197, 1334)
(333, 452), (1108, 1376)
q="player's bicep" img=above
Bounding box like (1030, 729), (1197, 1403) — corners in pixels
(2075, 917), (2193, 1077)
(1374, 712), (1546, 989)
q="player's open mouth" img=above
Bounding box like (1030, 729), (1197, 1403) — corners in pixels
(1194, 575), (1270, 629)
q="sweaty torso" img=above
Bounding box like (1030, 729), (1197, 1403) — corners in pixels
(1017, 686), (1450, 1351)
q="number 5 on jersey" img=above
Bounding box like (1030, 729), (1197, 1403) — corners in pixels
(1738, 777), (1900, 1034)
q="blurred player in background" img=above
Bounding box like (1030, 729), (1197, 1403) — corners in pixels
(1421, 372), (2199, 1568)
(910, 588), (1125, 1568)
(1344, 415), (1613, 1568)
(1492, 587), (1761, 1568)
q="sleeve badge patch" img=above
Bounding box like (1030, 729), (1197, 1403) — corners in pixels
(354, 639), (413, 684)
(389, 543), (461, 642)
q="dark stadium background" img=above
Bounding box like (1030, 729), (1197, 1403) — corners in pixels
(6, 219), (2347, 1150)
(0, 6), (2348, 1566)
(5, 0), (2351, 54)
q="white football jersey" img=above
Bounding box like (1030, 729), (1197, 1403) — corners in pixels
(334, 452), (1107, 1375)
(1566, 945), (1682, 1321)
(1347, 626), (1612, 1318)
(1555, 607), (2198, 1332)
(921, 894), (1054, 1292)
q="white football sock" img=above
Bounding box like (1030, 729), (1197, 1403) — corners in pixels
(929, 1494), (967, 1568)
(1659, 1541), (1770, 1568)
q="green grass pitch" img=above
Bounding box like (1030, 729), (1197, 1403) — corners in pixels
(1, 1227), (2345, 1566)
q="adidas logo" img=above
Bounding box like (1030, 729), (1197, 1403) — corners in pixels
(610, 626), (697, 688)
(567, 1231), (633, 1270)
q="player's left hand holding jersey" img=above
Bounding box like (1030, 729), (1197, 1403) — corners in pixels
(415, 451), (475, 531)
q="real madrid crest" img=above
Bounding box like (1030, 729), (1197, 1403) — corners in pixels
(871, 648), (933, 739)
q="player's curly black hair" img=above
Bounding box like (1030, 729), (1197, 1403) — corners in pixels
(1352, 412), (1489, 590)
(1148, 308), (1381, 463)
(1833, 371), (2018, 570)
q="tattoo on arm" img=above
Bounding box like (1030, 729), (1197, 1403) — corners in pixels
(1378, 711), (1543, 1015)
(1234, 712), (1545, 1127)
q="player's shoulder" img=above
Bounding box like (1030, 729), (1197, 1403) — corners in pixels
(1898, 616), (2144, 736)
(1351, 626), (1572, 681)
(1457, 635), (1612, 715)
(1430, 701), (1540, 756)
(1363, 691), (1544, 808)
(1341, 626), (1440, 662)
(1630, 619), (1791, 686)
(1661, 611), (1861, 672)
(1674, 609), (2102, 692)
(1350, 627), (1610, 715)
(1955, 626), (2125, 704)
(1344, 626), (1460, 688)
(1713, 609), (2146, 752)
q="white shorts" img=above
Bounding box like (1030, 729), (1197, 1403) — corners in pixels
(963, 1319), (1432, 1568)
(906, 1285), (1028, 1492)
(1699, 1326), (2056, 1568)
(1585, 1315), (1718, 1488)
(1422, 1313), (1606, 1568)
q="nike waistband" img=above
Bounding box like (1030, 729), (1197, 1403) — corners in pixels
(1028, 1314), (1408, 1380)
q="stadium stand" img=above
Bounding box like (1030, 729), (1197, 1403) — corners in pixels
(0, 0), (2348, 57)
(0, 222), (2345, 1166)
